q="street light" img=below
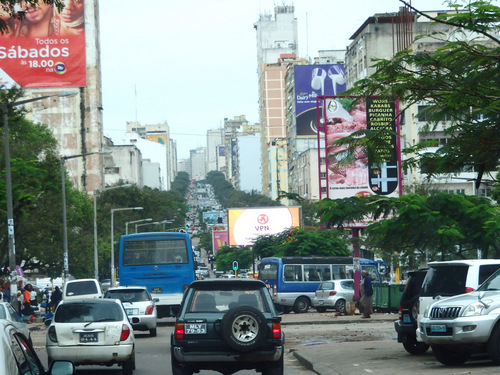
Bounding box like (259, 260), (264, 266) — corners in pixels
(111, 207), (143, 286)
(135, 221), (160, 233)
(62, 150), (112, 283)
(93, 184), (132, 280)
(125, 218), (152, 235)
(3, 91), (77, 310)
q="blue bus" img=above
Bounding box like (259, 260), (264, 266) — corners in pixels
(118, 231), (196, 318)
(258, 256), (383, 313)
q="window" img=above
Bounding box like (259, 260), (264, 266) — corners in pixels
(283, 265), (303, 282)
(259, 263), (278, 280)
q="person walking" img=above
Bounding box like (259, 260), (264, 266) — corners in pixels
(21, 284), (35, 317)
(359, 270), (373, 318)
(50, 286), (62, 311)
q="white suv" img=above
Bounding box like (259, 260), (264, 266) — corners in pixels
(419, 268), (500, 365)
(416, 259), (500, 342)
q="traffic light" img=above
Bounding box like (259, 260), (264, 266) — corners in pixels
(185, 224), (189, 229)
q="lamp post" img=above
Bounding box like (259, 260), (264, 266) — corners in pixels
(125, 218), (152, 235)
(135, 221), (160, 233)
(93, 184), (132, 280)
(111, 207), (143, 286)
(61, 150), (112, 283)
(3, 91), (77, 310)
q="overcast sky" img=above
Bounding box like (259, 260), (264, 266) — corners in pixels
(98, 0), (449, 160)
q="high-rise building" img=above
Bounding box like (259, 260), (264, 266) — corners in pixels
(207, 129), (224, 173)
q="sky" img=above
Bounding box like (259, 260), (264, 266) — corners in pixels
(98, 0), (449, 160)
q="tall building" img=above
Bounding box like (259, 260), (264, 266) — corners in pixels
(255, 5), (298, 202)
(206, 129), (224, 173)
(190, 147), (207, 181)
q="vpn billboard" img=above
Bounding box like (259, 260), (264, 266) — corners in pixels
(294, 64), (346, 136)
(0, 2), (86, 88)
(228, 207), (301, 247)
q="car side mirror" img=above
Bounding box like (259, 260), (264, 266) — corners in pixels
(49, 360), (75, 375)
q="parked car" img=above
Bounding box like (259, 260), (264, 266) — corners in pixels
(416, 259), (500, 342)
(62, 278), (103, 300)
(312, 279), (354, 313)
(0, 301), (31, 341)
(171, 279), (284, 375)
(419, 267), (500, 365)
(393, 269), (429, 354)
(104, 286), (158, 336)
(46, 298), (136, 374)
(0, 319), (75, 375)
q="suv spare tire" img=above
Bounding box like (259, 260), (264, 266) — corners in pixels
(221, 306), (267, 352)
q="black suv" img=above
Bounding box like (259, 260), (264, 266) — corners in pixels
(394, 269), (429, 354)
(171, 279), (284, 375)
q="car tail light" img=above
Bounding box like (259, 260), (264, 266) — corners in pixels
(145, 305), (154, 315)
(272, 322), (281, 340)
(273, 285), (277, 298)
(465, 287), (475, 293)
(329, 291), (337, 296)
(398, 305), (403, 320)
(48, 326), (57, 342)
(120, 324), (131, 341)
(175, 323), (184, 340)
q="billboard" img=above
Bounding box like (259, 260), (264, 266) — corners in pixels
(212, 230), (228, 253)
(294, 64), (346, 136)
(319, 96), (400, 199)
(228, 207), (301, 247)
(0, 2), (86, 88)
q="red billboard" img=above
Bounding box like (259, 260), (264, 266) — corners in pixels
(0, 2), (86, 88)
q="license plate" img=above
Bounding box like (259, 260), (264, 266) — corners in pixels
(79, 332), (98, 343)
(151, 287), (162, 293)
(318, 300), (324, 305)
(430, 324), (447, 333)
(403, 314), (411, 323)
(126, 309), (139, 316)
(185, 323), (207, 334)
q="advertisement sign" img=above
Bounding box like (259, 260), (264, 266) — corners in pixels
(228, 207), (301, 247)
(0, 2), (86, 88)
(294, 64), (346, 136)
(319, 96), (399, 199)
(212, 230), (228, 253)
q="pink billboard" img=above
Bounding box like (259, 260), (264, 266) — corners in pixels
(317, 96), (401, 199)
(212, 230), (228, 253)
(0, 1), (86, 88)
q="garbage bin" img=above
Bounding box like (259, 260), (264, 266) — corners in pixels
(389, 283), (406, 312)
(372, 282), (389, 311)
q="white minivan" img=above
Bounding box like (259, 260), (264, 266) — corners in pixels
(62, 279), (103, 300)
(416, 259), (500, 342)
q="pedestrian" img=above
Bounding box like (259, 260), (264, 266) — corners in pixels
(21, 284), (35, 317)
(50, 286), (62, 311)
(359, 270), (373, 319)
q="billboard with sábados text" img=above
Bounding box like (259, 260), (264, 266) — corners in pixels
(228, 207), (301, 247)
(0, 1), (86, 88)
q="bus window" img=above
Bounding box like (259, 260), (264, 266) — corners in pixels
(362, 265), (378, 282)
(283, 265), (302, 282)
(259, 263), (278, 280)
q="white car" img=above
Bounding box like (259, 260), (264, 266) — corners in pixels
(46, 298), (136, 374)
(62, 278), (103, 300)
(104, 286), (158, 336)
(312, 279), (355, 313)
(0, 320), (75, 375)
(0, 301), (30, 340)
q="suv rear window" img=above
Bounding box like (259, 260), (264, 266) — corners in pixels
(187, 290), (269, 313)
(55, 302), (123, 323)
(421, 265), (468, 297)
(66, 281), (99, 296)
(105, 289), (150, 302)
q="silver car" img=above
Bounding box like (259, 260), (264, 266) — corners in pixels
(105, 286), (158, 337)
(0, 301), (30, 341)
(312, 279), (354, 313)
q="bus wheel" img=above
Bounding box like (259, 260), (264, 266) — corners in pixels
(293, 297), (310, 314)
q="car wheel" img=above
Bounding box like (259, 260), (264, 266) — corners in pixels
(150, 328), (157, 337)
(293, 297), (310, 314)
(487, 324), (500, 363)
(402, 335), (429, 355)
(315, 306), (327, 313)
(122, 350), (135, 375)
(335, 299), (347, 313)
(431, 344), (470, 366)
(171, 347), (193, 375)
(221, 306), (267, 352)
(262, 352), (284, 375)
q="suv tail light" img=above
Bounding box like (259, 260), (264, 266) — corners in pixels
(329, 291), (337, 296)
(465, 287), (475, 293)
(48, 326), (57, 342)
(120, 324), (131, 341)
(272, 322), (281, 340)
(175, 323), (184, 340)
(145, 305), (155, 315)
(398, 305), (403, 320)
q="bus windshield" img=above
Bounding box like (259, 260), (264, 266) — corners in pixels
(123, 238), (188, 266)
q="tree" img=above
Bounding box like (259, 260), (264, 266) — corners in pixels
(342, 0), (500, 189)
(215, 246), (253, 272)
(0, 1), (65, 34)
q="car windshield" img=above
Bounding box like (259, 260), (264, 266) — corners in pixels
(478, 269), (500, 291)
(187, 289), (268, 313)
(55, 302), (123, 323)
(105, 289), (150, 302)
